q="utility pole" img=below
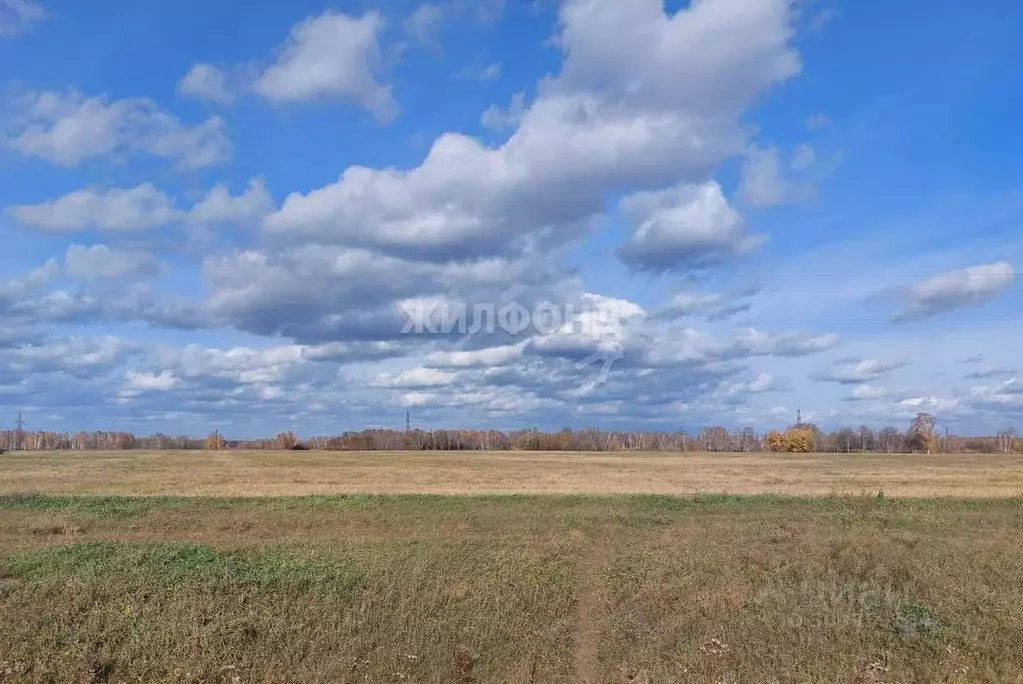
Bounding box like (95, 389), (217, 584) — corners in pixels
(14, 412), (23, 451)
(405, 410), (411, 450)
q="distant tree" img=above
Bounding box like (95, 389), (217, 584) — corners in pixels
(736, 427), (760, 453)
(698, 426), (732, 452)
(997, 428), (1017, 454)
(766, 426), (814, 453)
(858, 425), (875, 452)
(908, 413), (938, 454)
(877, 426), (904, 453)
(274, 431), (298, 450)
(833, 427), (857, 453)
(781, 426), (814, 453)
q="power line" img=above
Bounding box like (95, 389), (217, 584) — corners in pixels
(14, 412), (23, 451)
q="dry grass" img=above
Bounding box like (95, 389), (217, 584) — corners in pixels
(0, 494), (1021, 682)
(2, 452), (1022, 681)
(2, 449), (1022, 497)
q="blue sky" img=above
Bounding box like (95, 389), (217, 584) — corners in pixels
(1, 0), (1021, 438)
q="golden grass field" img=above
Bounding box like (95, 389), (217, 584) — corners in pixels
(2, 451), (1022, 683)
(2, 449), (1023, 497)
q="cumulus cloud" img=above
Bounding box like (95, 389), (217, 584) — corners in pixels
(618, 182), (764, 272)
(178, 64), (234, 105)
(2, 336), (132, 377)
(424, 343), (526, 368)
(0, 0), (45, 37)
(253, 10), (396, 121)
(374, 367), (458, 389)
(189, 178), (273, 225)
(846, 384), (889, 401)
(8, 183), (181, 232)
(64, 245), (161, 280)
(10, 179), (274, 233)
(480, 91), (525, 131)
(0, 0), (870, 432)
(2, 259), (59, 297)
(5, 89), (230, 168)
(894, 262), (1015, 321)
(263, 0), (798, 266)
(121, 370), (181, 396)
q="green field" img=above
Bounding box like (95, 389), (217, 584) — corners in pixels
(2, 493), (1022, 683)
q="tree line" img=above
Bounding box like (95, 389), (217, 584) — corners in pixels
(1, 413), (1019, 454)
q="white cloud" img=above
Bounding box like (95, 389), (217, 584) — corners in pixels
(618, 182), (763, 272)
(65, 245), (161, 280)
(657, 290), (753, 321)
(160, 344), (308, 385)
(8, 183), (181, 231)
(0, 0), (45, 37)
(812, 358), (909, 384)
(190, 178), (273, 225)
(404, 3), (444, 46)
(253, 10), (396, 121)
(731, 328), (840, 358)
(479, 62), (502, 81)
(716, 373), (785, 397)
(264, 0), (798, 264)
(122, 370), (181, 395)
(556, 0), (799, 116)
(374, 367), (457, 389)
(740, 145), (817, 207)
(178, 64), (234, 105)
(10, 179), (274, 233)
(791, 143), (816, 170)
(425, 343), (526, 368)
(895, 262), (1015, 321)
(2, 259), (59, 295)
(848, 384), (889, 401)
(6, 89), (230, 168)
(4, 0), (901, 432)
(481, 91), (525, 131)
(3, 336), (129, 375)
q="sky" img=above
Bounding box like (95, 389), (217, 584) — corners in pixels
(1, 0), (1022, 438)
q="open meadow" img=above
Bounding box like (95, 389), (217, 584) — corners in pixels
(2, 449), (1023, 497)
(2, 451), (1023, 683)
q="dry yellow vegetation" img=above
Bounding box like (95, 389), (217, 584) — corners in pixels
(3, 451), (1023, 682)
(1, 449), (1022, 497)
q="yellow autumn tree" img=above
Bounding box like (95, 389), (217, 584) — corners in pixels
(766, 426), (814, 452)
(205, 431), (225, 451)
(781, 426), (814, 453)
